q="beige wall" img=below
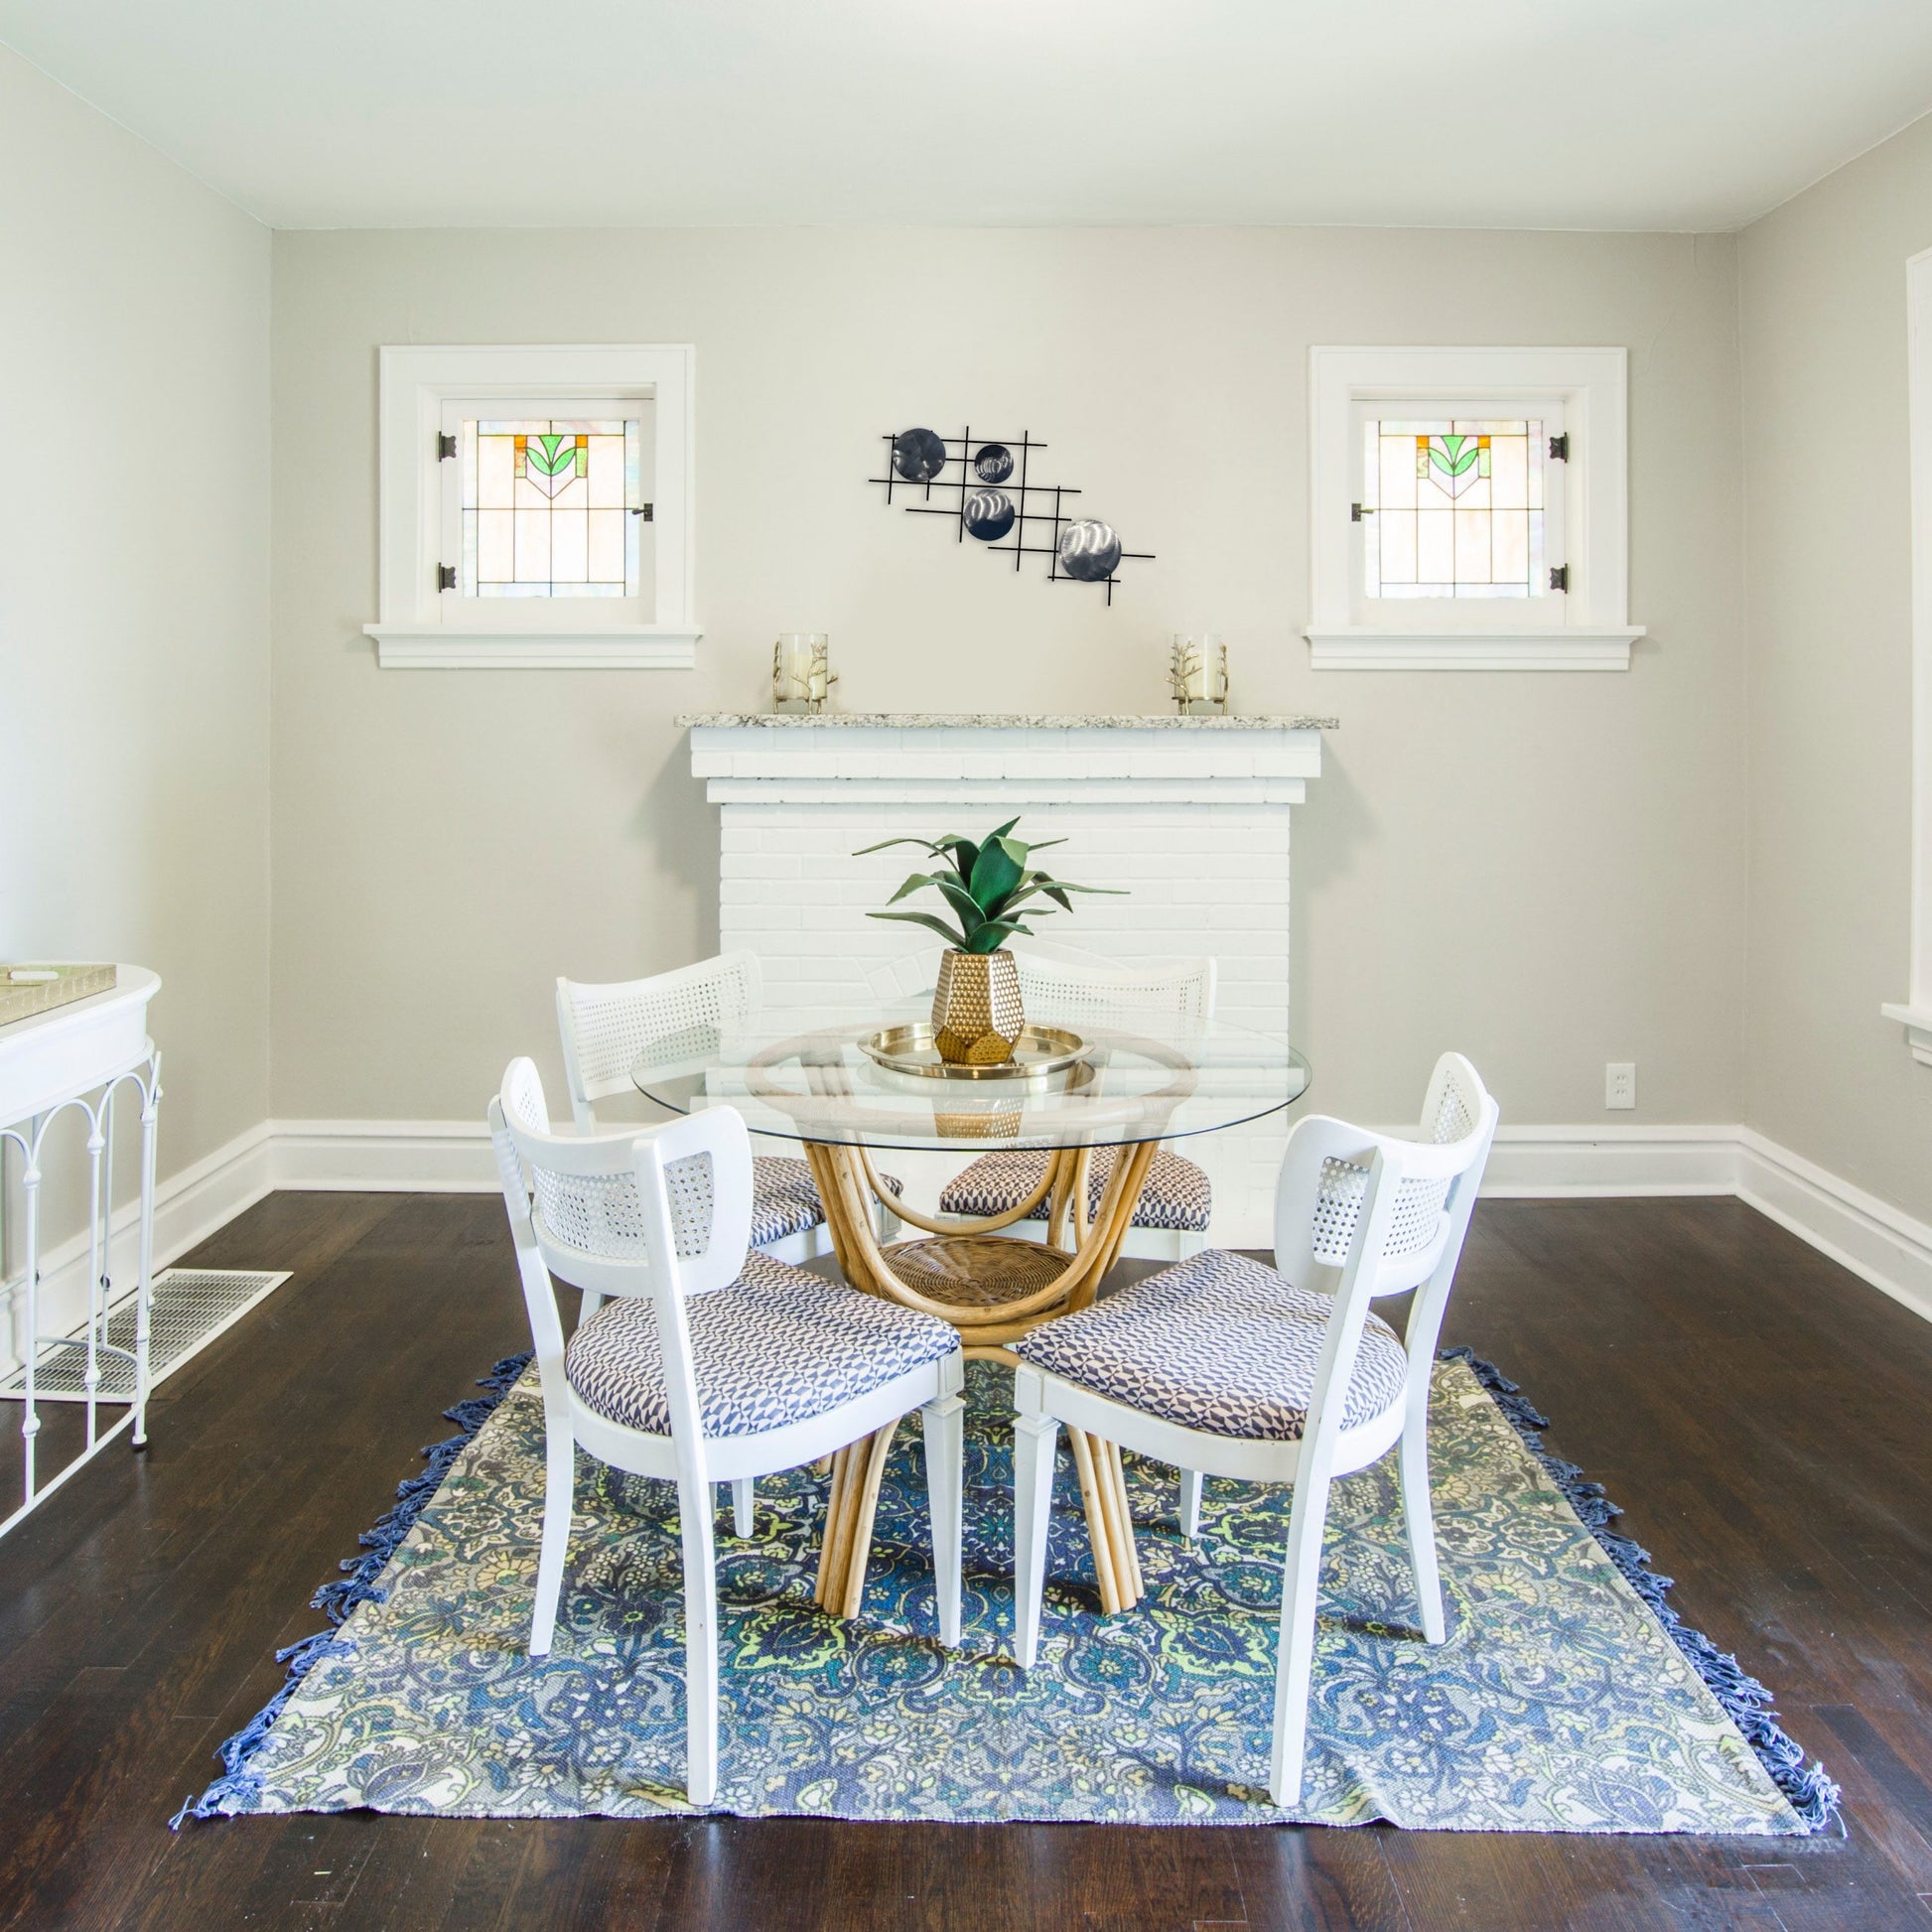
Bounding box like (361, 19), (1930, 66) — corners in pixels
(1740, 114), (1932, 1220)
(1, 49), (270, 1208)
(269, 224), (1747, 1134)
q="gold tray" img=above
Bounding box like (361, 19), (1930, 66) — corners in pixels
(860, 1023), (1090, 1082)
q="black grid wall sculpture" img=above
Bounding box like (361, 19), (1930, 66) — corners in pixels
(871, 428), (1153, 605)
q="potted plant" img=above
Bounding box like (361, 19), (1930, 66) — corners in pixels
(856, 817), (1123, 1064)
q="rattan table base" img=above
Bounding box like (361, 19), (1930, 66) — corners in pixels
(802, 1138), (1157, 1621)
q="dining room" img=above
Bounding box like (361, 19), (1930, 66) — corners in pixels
(6, 5), (1932, 1927)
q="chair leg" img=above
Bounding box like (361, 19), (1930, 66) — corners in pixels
(1400, 1421), (1448, 1645)
(921, 1393), (966, 1647)
(1013, 1414), (1059, 1668)
(1177, 1467), (1203, 1541)
(530, 1425), (575, 1658)
(1269, 1467), (1331, 1811)
(677, 1471), (720, 1806)
(728, 1477), (755, 1538)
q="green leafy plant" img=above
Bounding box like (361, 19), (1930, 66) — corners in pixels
(855, 816), (1124, 954)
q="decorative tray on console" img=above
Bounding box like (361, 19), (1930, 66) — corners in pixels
(860, 1023), (1090, 1082)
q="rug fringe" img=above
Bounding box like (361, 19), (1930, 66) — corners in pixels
(170, 1353), (532, 1828)
(1440, 1346), (1842, 1834)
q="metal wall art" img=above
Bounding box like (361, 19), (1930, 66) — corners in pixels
(872, 428), (1152, 605)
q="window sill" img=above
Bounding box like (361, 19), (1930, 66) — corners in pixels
(1881, 1003), (1932, 1066)
(362, 624), (701, 670)
(1304, 625), (1645, 671)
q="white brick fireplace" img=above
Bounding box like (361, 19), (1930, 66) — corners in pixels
(681, 713), (1331, 1244)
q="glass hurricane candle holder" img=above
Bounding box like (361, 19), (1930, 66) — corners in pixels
(1169, 632), (1230, 715)
(772, 632), (837, 713)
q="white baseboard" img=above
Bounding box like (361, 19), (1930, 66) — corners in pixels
(1735, 1129), (1932, 1325)
(1479, 1123), (1741, 1197)
(27, 1115), (1930, 1333)
(2, 1120), (273, 1371)
(267, 1118), (496, 1192)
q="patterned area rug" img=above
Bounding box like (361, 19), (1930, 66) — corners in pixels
(179, 1354), (1833, 1833)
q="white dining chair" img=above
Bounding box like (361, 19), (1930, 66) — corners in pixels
(934, 948), (1220, 1260)
(489, 1059), (965, 1806)
(558, 952), (901, 1271)
(1010, 1052), (1498, 1809)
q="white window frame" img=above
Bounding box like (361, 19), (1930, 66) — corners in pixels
(1882, 248), (1932, 1063)
(1307, 345), (1644, 671)
(363, 345), (699, 669)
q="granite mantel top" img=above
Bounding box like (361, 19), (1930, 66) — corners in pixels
(678, 711), (1338, 731)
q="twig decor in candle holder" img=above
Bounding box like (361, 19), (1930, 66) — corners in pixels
(771, 632), (837, 713)
(1169, 633), (1230, 715)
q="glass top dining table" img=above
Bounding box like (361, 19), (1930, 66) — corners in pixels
(628, 1004), (1311, 1155)
(630, 1002), (1310, 1624)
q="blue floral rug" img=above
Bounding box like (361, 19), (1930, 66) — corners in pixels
(178, 1353), (1835, 1833)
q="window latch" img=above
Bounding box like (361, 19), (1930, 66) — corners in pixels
(631, 503), (654, 521)
(436, 432), (457, 462)
(436, 564), (457, 592)
(1548, 433), (1569, 462)
(1350, 502), (1374, 522)
(1549, 564), (1569, 592)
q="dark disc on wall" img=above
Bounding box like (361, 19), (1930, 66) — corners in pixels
(973, 443), (1015, 483)
(963, 489), (1015, 541)
(1058, 518), (1123, 581)
(892, 427), (950, 483)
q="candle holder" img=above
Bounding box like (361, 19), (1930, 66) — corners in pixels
(1169, 633), (1230, 715)
(772, 632), (837, 714)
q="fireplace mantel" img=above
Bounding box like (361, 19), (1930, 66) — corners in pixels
(681, 713), (1331, 809)
(677, 712), (1336, 730)
(682, 713), (1327, 1243)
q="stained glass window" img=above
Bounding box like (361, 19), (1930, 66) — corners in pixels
(1360, 418), (1546, 600)
(460, 418), (644, 598)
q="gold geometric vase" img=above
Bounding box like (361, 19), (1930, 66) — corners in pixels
(931, 948), (1025, 1065)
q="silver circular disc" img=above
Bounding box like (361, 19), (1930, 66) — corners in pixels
(1059, 518), (1123, 582)
(973, 443), (1015, 483)
(892, 428), (949, 483)
(964, 489), (1016, 541)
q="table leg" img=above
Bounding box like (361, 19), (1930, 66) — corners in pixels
(803, 1135), (1161, 1619)
(813, 1424), (899, 1618)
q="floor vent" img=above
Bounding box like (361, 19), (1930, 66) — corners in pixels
(0, 1269), (292, 1404)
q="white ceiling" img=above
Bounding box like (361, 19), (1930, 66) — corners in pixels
(5, 0), (1932, 232)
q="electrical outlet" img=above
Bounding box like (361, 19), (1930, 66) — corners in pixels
(1605, 1062), (1636, 1111)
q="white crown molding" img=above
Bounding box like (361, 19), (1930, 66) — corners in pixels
(364, 625), (700, 670)
(1305, 626), (1644, 672)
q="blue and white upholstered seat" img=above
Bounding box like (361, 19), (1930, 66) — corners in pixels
(567, 1249), (958, 1440)
(1014, 1248), (1407, 1442)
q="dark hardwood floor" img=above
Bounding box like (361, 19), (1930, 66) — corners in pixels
(3, 1189), (1931, 1930)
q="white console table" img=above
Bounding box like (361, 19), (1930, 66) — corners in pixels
(0, 966), (161, 1536)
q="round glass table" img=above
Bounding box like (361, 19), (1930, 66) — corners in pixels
(633, 1006), (1311, 1618)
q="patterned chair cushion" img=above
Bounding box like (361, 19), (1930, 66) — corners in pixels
(566, 1251), (959, 1440)
(937, 1147), (1210, 1234)
(749, 1157), (828, 1247)
(1013, 1248), (1409, 1443)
